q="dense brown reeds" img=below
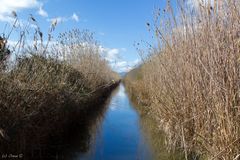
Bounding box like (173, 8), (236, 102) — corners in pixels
(0, 14), (119, 157)
(125, 0), (240, 159)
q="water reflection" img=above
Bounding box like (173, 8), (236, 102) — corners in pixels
(77, 84), (153, 160)
(0, 88), (116, 160)
(128, 91), (185, 160)
(1, 84), (184, 159)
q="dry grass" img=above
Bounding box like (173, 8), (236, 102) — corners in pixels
(57, 29), (119, 89)
(0, 15), (119, 151)
(125, 0), (240, 159)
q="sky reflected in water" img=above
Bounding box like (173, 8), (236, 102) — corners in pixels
(77, 84), (153, 160)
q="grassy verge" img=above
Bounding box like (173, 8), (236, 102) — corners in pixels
(124, 1), (240, 159)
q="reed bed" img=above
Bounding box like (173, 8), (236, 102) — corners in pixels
(0, 14), (119, 156)
(125, 0), (240, 159)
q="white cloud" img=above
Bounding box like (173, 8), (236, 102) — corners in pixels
(115, 61), (127, 68)
(113, 59), (140, 72)
(47, 17), (67, 24)
(108, 48), (119, 55)
(99, 45), (140, 72)
(0, 15), (14, 22)
(71, 13), (79, 22)
(48, 13), (80, 24)
(38, 5), (48, 17)
(99, 46), (120, 62)
(0, 0), (40, 22)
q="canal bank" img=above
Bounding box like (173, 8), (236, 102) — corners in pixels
(0, 81), (120, 159)
(77, 83), (184, 160)
(1, 82), (184, 160)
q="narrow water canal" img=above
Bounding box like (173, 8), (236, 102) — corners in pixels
(77, 84), (153, 160)
(0, 83), (183, 160)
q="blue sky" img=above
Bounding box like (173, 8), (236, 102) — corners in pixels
(0, 0), (172, 72)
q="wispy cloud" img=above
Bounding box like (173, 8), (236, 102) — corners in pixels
(47, 16), (67, 24)
(48, 13), (80, 24)
(38, 5), (48, 17)
(113, 59), (140, 72)
(71, 13), (79, 22)
(99, 47), (120, 62)
(99, 46), (140, 72)
(0, 0), (40, 22)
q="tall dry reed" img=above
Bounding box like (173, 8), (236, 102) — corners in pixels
(0, 14), (119, 147)
(125, 0), (240, 159)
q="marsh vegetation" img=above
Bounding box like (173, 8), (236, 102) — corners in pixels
(0, 14), (119, 158)
(124, 0), (240, 159)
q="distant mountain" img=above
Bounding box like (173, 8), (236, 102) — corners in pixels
(119, 72), (127, 78)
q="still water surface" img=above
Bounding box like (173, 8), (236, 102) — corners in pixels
(77, 84), (153, 160)
(73, 83), (184, 160)
(1, 83), (182, 159)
